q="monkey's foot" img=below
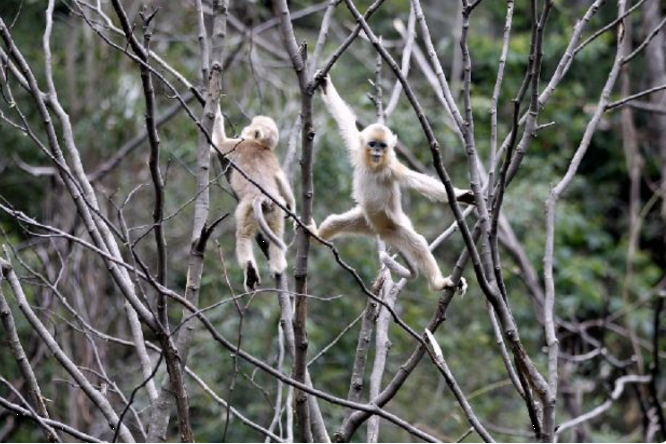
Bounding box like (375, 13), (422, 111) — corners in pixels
(437, 276), (468, 296)
(304, 219), (319, 237)
(244, 262), (261, 293)
(456, 189), (476, 205)
(292, 218), (315, 235)
(269, 254), (288, 276)
(452, 277), (468, 296)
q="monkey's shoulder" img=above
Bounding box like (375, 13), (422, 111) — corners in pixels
(231, 140), (279, 166)
(229, 140), (282, 189)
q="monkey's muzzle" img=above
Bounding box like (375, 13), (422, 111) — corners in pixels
(367, 140), (387, 164)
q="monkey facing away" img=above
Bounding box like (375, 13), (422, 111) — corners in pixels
(310, 74), (472, 294)
(212, 110), (296, 292)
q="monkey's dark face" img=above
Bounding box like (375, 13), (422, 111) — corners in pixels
(367, 139), (388, 164)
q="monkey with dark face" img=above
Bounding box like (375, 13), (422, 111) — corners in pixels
(212, 111), (295, 292)
(311, 74), (472, 294)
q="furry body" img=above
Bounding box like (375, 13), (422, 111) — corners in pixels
(212, 112), (295, 291)
(315, 75), (470, 293)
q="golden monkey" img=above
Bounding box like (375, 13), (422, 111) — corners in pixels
(311, 74), (472, 294)
(212, 110), (296, 292)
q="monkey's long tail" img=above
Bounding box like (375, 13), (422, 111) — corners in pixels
(252, 196), (287, 251)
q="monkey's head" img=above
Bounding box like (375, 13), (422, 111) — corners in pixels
(241, 116), (279, 149)
(360, 123), (397, 169)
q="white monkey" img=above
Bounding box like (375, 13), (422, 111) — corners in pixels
(311, 74), (472, 294)
(211, 110), (296, 292)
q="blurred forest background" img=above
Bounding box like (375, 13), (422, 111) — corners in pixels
(0, 0), (665, 442)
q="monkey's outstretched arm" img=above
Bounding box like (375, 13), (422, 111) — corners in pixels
(396, 162), (474, 204)
(317, 74), (360, 153)
(275, 171), (296, 213)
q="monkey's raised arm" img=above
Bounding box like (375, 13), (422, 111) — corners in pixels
(318, 74), (361, 152)
(275, 170), (296, 212)
(211, 108), (243, 155)
(396, 162), (473, 204)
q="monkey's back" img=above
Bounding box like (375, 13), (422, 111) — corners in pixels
(229, 140), (283, 202)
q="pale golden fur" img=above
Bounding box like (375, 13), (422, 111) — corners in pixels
(212, 111), (296, 291)
(313, 74), (471, 293)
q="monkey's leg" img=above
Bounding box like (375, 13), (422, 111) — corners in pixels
(385, 225), (466, 294)
(379, 251), (416, 279)
(266, 211), (287, 276)
(236, 200), (260, 292)
(317, 206), (373, 240)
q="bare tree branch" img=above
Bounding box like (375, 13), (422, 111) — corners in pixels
(0, 285), (57, 442)
(0, 255), (135, 442)
(556, 374), (651, 435)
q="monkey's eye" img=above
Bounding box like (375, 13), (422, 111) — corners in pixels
(368, 141), (377, 148)
(378, 142), (387, 149)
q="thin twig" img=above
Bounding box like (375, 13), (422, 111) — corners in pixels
(425, 330), (495, 442)
(0, 255), (135, 442)
(0, 395), (101, 443)
(606, 83), (666, 111)
(556, 374), (651, 435)
(0, 282), (57, 442)
(542, 1), (626, 439)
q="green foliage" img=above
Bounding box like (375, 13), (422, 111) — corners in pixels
(1, 0), (664, 442)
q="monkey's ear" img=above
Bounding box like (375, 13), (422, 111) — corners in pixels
(390, 132), (398, 148)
